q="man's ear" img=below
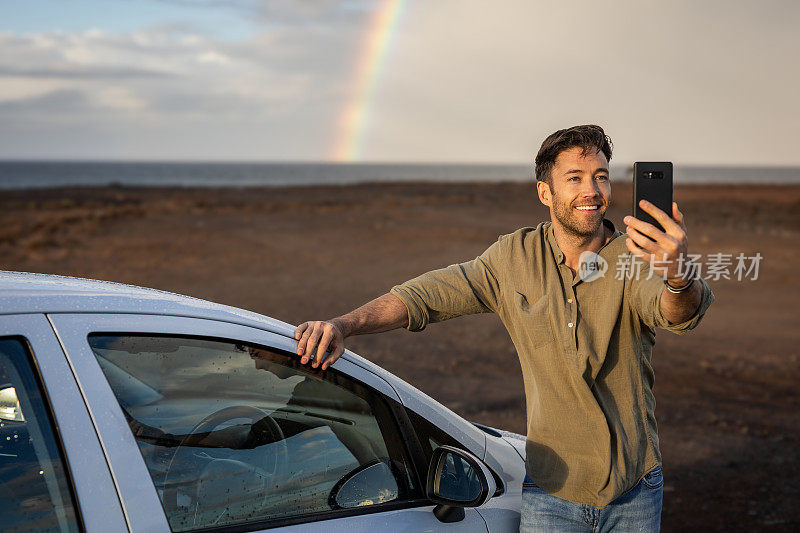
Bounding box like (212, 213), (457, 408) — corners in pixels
(536, 180), (552, 208)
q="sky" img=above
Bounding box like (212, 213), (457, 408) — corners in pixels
(1, 0), (798, 165)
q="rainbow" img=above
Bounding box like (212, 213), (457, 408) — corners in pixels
(331, 0), (406, 162)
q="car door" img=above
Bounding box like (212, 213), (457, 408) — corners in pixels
(402, 401), (524, 533)
(50, 313), (489, 533)
(0, 314), (125, 533)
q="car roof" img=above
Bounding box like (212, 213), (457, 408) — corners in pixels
(0, 271), (296, 337)
(0, 270), (413, 386)
(0, 271), (491, 458)
(0, 271), (404, 387)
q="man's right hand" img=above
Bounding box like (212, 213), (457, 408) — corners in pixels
(293, 293), (409, 371)
(294, 320), (346, 370)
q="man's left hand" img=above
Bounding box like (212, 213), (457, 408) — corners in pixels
(623, 200), (691, 286)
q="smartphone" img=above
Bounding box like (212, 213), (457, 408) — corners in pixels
(633, 162), (673, 233)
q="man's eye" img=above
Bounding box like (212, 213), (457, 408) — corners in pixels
(568, 176), (580, 181)
(596, 175), (609, 181)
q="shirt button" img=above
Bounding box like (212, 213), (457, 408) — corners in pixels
(568, 322), (574, 328)
(567, 298), (573, 303)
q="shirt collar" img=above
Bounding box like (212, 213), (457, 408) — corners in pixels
(547, 219), (623, 265)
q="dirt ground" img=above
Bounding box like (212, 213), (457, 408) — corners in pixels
(1, 181), (798, 531)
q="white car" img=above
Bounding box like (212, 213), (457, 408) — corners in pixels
(0, 271), (525, 532)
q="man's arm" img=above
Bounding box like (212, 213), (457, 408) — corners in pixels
(294, 293), (409, 370)
(625, 200), (713, 328)
(295, 235), (507, 370)
(658, 272), (703, 325)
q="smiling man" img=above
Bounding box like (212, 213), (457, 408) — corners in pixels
(294, 125), (714, 532)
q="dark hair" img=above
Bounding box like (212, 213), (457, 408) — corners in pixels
(534, 125), (613, 186)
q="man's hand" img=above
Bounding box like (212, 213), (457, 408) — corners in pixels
(293, 293), (409, 371)
(294, 320), (346, 370)
(624, 200), (692, 286)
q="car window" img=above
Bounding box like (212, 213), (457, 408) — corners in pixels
(0, 337), (80, 533)
(87, 335), (419, 532)
(406, 408), (466, 463)
(407, 409), (504, 497)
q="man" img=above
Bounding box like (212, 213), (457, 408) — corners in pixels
(294, 125), (714, 532)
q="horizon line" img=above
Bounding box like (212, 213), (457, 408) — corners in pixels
(1, 158), (800, 169)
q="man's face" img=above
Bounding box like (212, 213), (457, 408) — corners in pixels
(537, 146), (611, 238)
(249, 348), (296, 379)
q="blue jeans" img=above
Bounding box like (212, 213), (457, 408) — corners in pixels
(520, 466), (663, 532)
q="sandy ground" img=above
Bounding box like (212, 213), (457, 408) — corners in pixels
(1, 181), (798, 531)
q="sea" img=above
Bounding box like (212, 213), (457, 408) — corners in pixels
(0, 161), (798, 189)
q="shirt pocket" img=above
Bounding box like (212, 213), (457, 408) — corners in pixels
(515, 291), (555, 349)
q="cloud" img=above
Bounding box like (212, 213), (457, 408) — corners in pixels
(196, 51), (231, 65)
(361, 0), (800, 165)
(0, 86), (147, 116)
(254, 0), (372, 22)
(0, 12), (366, 159)
(155, 0), (253, 7)
(0, 89), (90, 114)
(3, 0), (797, 163)
(96, 87), (149, 112)
(0, 2), (384, 160)
(0, 66), (172, 80)
(150, 0), (373, 25)
(7, 26), (338, 94)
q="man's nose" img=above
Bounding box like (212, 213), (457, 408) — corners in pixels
(580, 178), (601, 196)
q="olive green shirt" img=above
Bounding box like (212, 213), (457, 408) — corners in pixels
(390, 220), (714, 507)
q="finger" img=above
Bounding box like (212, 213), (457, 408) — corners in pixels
(672, 202), (687, 232)
(294, 322), (309, 341)
(638, 200), (682, 236)
(322, 344), (345, 371)
(296, 326), (314, 358)
(626, 226), (663, 254)
(625, 237), (651, 263)
(313, 328), (335, 367)
(298, 322), (321, 363)
(304, 324), (324, 364)
(624, 215), (667, 243)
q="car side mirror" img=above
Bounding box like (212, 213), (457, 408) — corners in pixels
(329, 459), (399, 509)
(426, 445), (496, 523)
(0, 386), (24, 422)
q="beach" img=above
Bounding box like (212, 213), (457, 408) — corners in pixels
(1, 181), (798, 531)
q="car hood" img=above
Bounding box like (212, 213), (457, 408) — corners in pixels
(473, 423), (526, 462)
(495, 428), (526, 462)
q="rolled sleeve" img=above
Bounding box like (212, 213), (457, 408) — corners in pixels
(389, 236), (506, 332)
(389, 283), (429, 332)
(629, 257), (715, 334)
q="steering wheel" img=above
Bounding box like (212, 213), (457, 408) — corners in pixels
(162, 405), (288, 520)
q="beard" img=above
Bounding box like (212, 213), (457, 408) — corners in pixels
(551, 192), (606, 238)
